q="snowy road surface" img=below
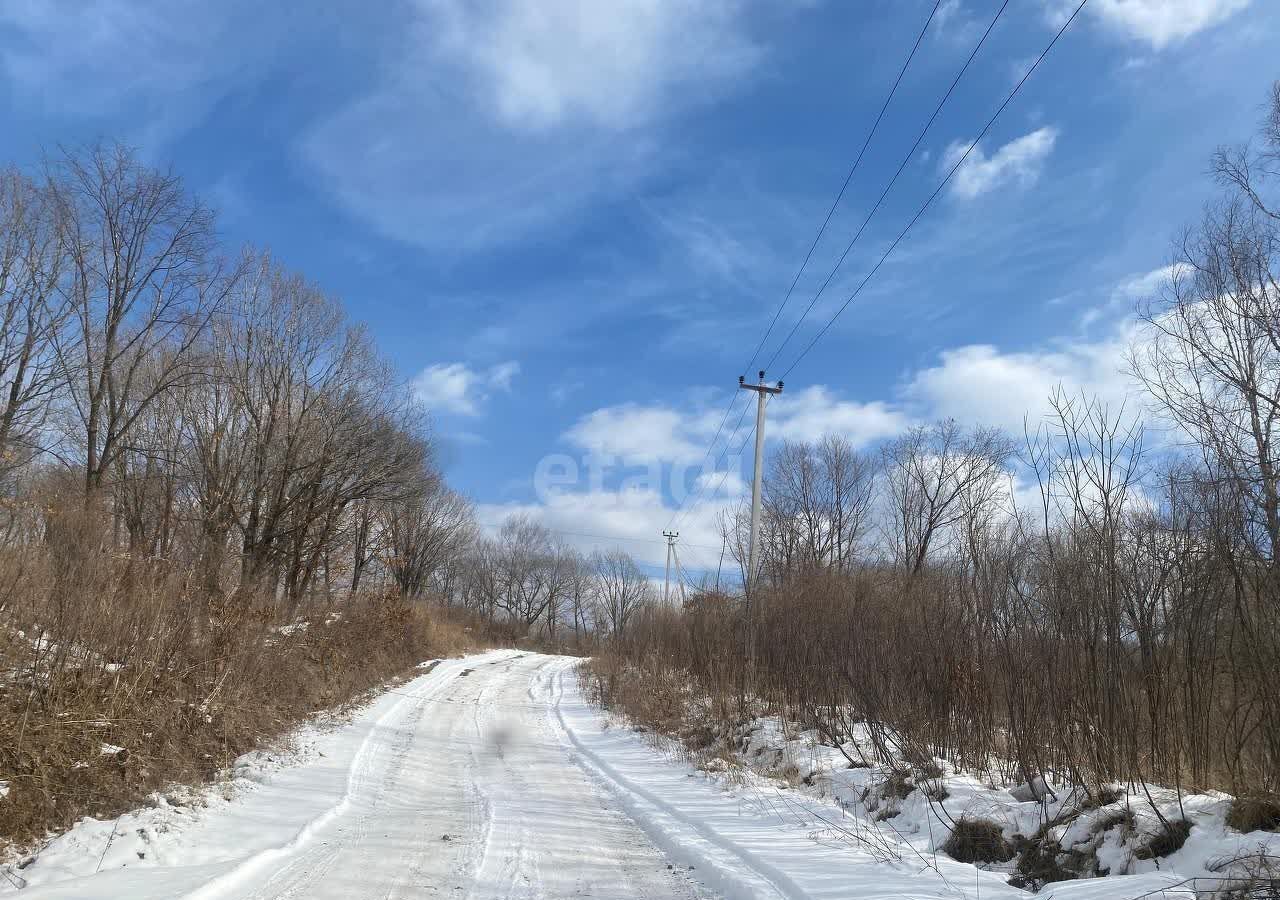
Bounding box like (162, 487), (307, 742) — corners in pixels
(8, 652), (1187, 900)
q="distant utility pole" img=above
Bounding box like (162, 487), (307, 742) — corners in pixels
(739, 370), (783, 595)
(662, 530), (679, 606)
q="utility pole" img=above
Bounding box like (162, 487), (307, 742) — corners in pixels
(739, 370), (783, 595)
(662, 530), (679, 607)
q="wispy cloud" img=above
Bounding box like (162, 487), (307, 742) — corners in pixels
(0, 0), (284, 142)
(943, 127), (1059, 200)
(430, 0), (760, 133)
(411, 360), (520, 416)
(302, 0), (771, 252)
(1047, 0), (1251, 50)
(1078, 263), (1192, 330)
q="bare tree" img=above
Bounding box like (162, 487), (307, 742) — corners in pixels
(491, 516), (572, 632)
(563, 550), (598, 644)
(593, 547), (649, 637)
(381, 473), (475, 599)
(49, 143), (234, 497)
(1134, 201), (1280, 559)
(0, 169), (67, 477)
(882, 419), (1013, 575)
(761, 435), (877, 581)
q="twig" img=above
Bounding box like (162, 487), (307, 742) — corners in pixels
(94, 818), (120, 873)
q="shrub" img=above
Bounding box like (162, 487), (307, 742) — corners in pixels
(0, 568), (487, 852)
(1226, 797), (1280, 834)
(942, 818), (1015, 864)
(1135, 819), (1192, 860)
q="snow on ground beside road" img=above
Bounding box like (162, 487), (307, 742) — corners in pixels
(573, 693), (1280, 899)
(2, 651), (1262, 899)
(555, 667), (1222, 900)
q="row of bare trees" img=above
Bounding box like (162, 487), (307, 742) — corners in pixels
(0, 142), (658, 645)
(0, 146), (663, 843)
(0, 145), (435, 611)
(457, 517), (653, 641)
(612, 82), (1280, 800)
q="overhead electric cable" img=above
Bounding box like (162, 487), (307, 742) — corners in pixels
(669, 391), (754, 530)
(666, 1), (944, 530)
(743, 0), (944, 376)
(778, 0), (1090, 380)
(761, 0), (1012, 372)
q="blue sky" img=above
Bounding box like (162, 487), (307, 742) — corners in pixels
(1, 0), (1275, 574)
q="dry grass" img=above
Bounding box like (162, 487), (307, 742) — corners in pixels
(1228, 798), (1280, 835)
(1135, 819), (1192, 861)
(942, 818), (1015, 865)
(0, 536), (488, 853)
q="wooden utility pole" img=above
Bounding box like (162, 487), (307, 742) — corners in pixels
(739, 370), (783, 595)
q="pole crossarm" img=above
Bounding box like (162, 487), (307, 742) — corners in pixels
(739, 370), (784, 397)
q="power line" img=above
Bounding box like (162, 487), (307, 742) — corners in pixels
(665, 2), (944, 531)
(761, 0), (1011, 373)
(743, 0), (944, 376)
(674, 394), (771, 534)
(664, 389), (746, 529)
(670, 392), (754, 529)
(778, 0), (1090, 380)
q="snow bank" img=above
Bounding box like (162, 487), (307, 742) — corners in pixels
(590, 694), (1280, 899)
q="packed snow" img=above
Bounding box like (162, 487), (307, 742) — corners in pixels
(2, 653), (1273, 898)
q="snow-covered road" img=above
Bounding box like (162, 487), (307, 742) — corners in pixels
(8, 652), (1187, 900)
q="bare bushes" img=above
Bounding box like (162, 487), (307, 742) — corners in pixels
(942, 819), (1014, 865)
(0, 522), (479, 851)
(1227, 799), (1280, 836)
(599, 379), (1280, 802)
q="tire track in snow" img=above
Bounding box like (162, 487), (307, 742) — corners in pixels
(464, 656), (559, 899)
(180, 652), (516, 900)
(546, 658), (803, 900)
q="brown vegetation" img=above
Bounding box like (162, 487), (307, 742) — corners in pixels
(0, 530), (482, 848)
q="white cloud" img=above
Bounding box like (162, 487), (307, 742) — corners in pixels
(431, 0), (759, 133)
(1052, 0), (1252, 50)
(902, 324), (1142, 434)
(303, 0), (767, 251)
(563, 403), (715, 465)
(944, 127), (1059, 200)
(562, 384), (910, 469)
(478, 488), (728, 571)
(771, 387), (909, 447)
(694, 469), (747, 499)
(411, 360), (520, 416)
